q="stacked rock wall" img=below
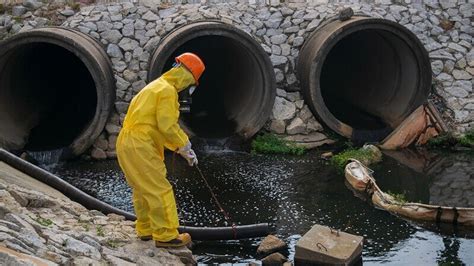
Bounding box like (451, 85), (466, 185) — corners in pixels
(0, 0), (472, 158)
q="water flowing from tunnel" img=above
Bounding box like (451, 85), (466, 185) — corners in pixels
(192, 137), (248, 154)
(27, 149), (63, 170)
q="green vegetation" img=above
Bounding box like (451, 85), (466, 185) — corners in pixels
(459, 130), (474, 147)
(32, 216), (53, 227)
(251, 133), (305, 155)
(428, 129), (474, 149)
(106, 239), (120, 249)
(387, 191), (408, 204)
(427, 133), (454, 147)
(80, 221), (90, 232)
(330, 146), (382, 172)
(96, 225), (105, 237)
(67, 1), (81, 12)
(12, 16), (23, 23)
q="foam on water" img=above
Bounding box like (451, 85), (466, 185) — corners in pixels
(27, 149), (63, 170)
(191, 137), (248, 155)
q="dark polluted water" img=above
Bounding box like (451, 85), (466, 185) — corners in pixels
(50, 149), (474, 265)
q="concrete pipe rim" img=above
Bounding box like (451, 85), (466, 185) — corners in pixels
(148, 21), (276, 139)
(300, 17), (432, 140)
(0, 27), (115, 157)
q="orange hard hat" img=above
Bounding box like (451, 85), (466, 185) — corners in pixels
(175, 52), (205, 85)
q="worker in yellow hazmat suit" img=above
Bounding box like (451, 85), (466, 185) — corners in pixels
(116, 53), (205, 247)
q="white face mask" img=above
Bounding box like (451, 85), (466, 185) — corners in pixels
(189, 86), (196, 95)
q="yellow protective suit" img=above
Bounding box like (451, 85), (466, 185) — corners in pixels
(116, 66), (195, 242)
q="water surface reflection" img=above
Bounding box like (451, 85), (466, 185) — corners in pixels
(52, 149), (474, 264)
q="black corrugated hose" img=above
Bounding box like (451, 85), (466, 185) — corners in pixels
(0, 148), (271, 240)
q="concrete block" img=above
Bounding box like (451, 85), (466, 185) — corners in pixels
(295, 224), (363, 265)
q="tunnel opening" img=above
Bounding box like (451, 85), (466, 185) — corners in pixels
(149, 22), (276, 140)
(0, 43), (97, 151)
(299, 17), (431, 142)
(162, 36), (261, 138)
(0, 28), (115, 157)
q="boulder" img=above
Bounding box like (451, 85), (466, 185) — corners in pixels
(285, 133), (335, 149)
(272, 97), (296, 121)
(257, 235), (287, 255)
(270, 120), (286, 134)
(306, 119), (323, 132)
(91, 148), (107, 160)
(0, 246), (56, 266)
(262, 252), (287, 265)
(23, 0), (43, 10)
(12, 6), (27, 17)
(286, 117), (305, 135)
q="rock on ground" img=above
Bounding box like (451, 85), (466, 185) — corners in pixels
(257, 235), (287, 255)
(262, 252), (287, 265)
(285, 133), (335, 149)
(0, 166), (195, 265)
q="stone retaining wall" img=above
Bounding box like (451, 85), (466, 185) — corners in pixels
(0, 0), (472, 158)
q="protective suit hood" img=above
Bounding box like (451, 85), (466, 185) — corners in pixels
(161, 66), (196, 92)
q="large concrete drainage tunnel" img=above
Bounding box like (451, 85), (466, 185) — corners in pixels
(0, 28), (115, 157)
(0, 23), (277, 156)
(148, 21), (276, 139)
(298, 17), (432, 142)
(0, 17), (433, 156)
